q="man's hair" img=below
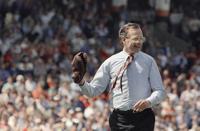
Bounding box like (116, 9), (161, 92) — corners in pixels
(119, 23), (141, 41)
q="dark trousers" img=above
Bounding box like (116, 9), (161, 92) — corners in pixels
(109, 108), (155, 131)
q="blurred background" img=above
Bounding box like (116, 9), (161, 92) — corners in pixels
(0, 0), (199, 130)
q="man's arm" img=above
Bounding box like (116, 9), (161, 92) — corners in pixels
(146, 58), (167, 107)
(79, 60), (111, 97)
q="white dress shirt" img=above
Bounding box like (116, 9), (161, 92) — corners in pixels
(79, 51), (166, 110)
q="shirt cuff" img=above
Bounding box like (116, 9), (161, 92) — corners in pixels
(79, 81), (89, 90)
(145, 97), (154, 108)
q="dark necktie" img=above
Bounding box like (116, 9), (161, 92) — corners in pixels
(111, 55), (133, 92)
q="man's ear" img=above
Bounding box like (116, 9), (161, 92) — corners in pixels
(119, 38), (124, 48)
(122, 37), (126, 44)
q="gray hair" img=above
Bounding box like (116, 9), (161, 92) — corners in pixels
(119, 23), (141, 41)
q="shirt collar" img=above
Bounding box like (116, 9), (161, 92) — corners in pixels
(121, 50), (140, 60)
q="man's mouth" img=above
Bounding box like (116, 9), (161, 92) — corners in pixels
(134, 45), (141, 48)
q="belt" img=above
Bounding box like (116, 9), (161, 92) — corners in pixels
(113, 108), (152, 115)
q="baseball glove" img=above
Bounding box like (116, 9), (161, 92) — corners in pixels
(71, 52), (87, 83)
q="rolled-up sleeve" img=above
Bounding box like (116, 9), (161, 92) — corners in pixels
(80, 59), (111, 97)
(146, 59), (166, 107)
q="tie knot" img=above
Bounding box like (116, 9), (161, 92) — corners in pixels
(127, 55), (133, 63)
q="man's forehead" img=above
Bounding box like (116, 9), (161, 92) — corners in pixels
(127, 28), (143, 37)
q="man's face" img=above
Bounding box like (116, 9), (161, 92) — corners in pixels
(122, 28), (145, 55)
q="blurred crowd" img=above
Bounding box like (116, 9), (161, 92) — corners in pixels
(0, 0), (200, 131)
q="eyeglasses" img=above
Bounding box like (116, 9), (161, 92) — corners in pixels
(130, 36), (146, 43)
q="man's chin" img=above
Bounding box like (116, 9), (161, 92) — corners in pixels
(134, 48), (141, 53)
(129, 50), (139, 55)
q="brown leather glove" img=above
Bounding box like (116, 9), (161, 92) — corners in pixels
(71, 52), (87, 84)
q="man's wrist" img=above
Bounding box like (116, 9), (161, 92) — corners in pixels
(79, 79), (85, 86)
(146, 100), (152, 108)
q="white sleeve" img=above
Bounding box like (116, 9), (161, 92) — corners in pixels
(146, 59), (166, 107)
(79, 59), (111, 97)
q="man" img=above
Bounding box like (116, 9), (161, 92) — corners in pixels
(71, 23), (166, 131)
